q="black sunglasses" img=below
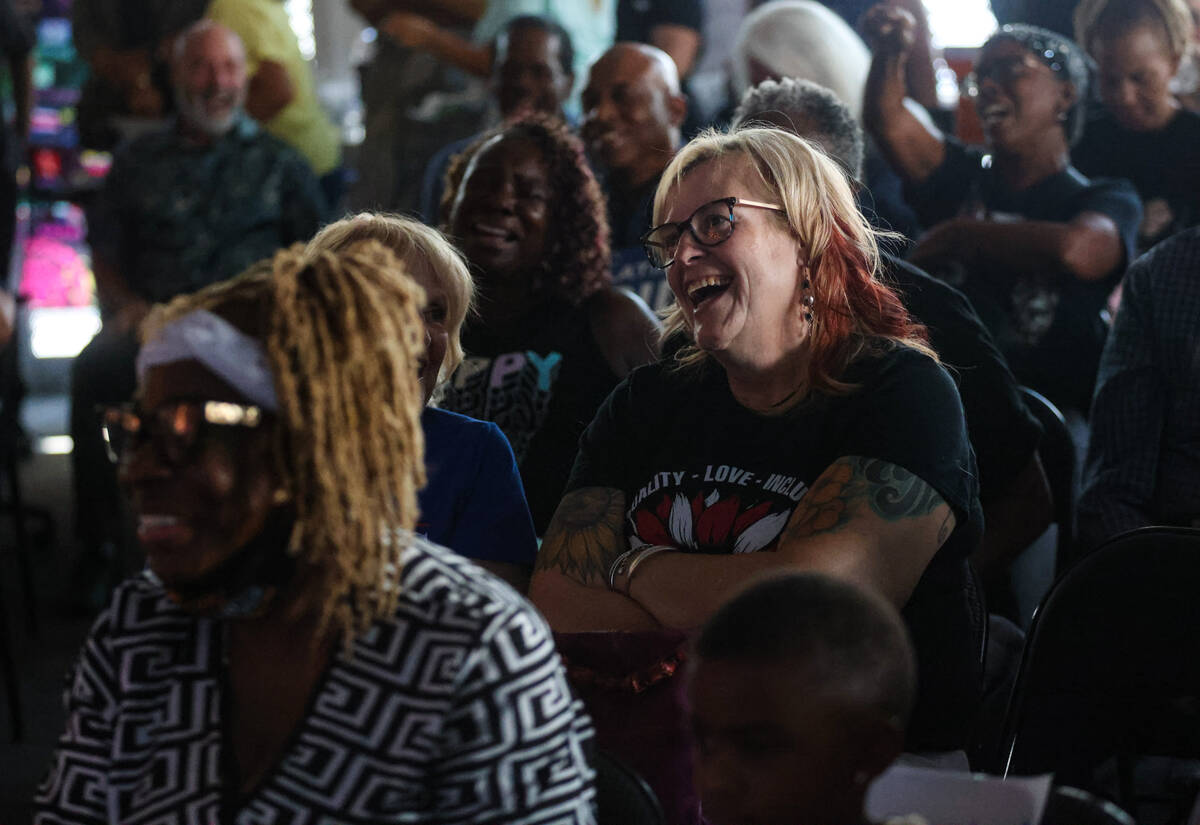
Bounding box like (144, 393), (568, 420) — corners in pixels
(100, 400), (266, 467)
(641, 197), (785, 270)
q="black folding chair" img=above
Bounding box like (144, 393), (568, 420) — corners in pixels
(593, 749), (665, 825)
(1042, 787), (1137, 825)
(0, 310), (30, 741)
(1018, 387), (1077, 576)
(1001, 526), (1200, 821)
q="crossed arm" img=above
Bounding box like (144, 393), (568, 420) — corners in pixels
(528, 456), (955, 632)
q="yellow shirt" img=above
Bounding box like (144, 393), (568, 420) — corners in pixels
(206, 0), (341, 176)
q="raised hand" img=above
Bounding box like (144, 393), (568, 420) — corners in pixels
(861, 3), (918, 56)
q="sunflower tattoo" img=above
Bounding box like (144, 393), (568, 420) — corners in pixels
(535, 487), (628, 585)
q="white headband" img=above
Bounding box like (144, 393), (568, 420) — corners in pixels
(136, 309), (280, 412)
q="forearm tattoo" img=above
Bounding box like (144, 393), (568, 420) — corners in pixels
(535, 487), (627, 585)
(782, 457), (948, 543)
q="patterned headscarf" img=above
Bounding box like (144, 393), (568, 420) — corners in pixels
(984, 24), (1093, 144)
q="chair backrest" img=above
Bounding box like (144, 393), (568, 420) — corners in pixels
(1018, 387), (1077, 574)
(593, 749), (666, 825)
(1001, 527), (1200, 799)
(1041, 787), (1137, 825)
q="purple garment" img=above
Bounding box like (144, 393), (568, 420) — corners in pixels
(555, 629), (701, 825)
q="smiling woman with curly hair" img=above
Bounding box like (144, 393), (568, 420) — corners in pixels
(439, 113), (661, 533)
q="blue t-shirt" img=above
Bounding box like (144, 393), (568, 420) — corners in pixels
(607, 173), (676, 312)
(419, 406), (538, 566)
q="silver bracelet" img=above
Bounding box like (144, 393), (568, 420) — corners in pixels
(622, 545), (674, 596)
(607, 548), (639, 591)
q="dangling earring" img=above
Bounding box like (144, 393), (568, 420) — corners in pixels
(801, 278), (815, 323)
(286, 520), (304, 557)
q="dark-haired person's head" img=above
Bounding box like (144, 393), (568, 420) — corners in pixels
(732, 77), (865, 181)
(444, 113), (611, 304)
(967, 24), (1090, 149)
(494, 15), (575, 119)
(690, 572), (916, 825)
(581, 42), (687, 189)
(1074, 0), (1193, 132)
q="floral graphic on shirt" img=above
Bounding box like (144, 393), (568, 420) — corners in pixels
(629, 490), (791, 555)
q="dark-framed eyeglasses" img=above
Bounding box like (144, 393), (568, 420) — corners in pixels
(641, 197), (786, 270)
(100, 400), (266, 466)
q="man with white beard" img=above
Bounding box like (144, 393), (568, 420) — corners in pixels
(68, 20), (326, 607)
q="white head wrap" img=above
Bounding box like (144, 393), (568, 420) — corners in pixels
(136, 309), (279, 412)
(731, 1), (872, 120)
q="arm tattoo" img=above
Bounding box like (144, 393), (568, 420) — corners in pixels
(782, 461), (856, 540)
(856, 457), (945, 520)
(534, 487), (627, 585)
(782, 456), (948, 543)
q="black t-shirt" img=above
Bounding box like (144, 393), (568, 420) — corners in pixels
(861, 147), (922, 241)
(441, 295), (622, 534)
(883, 254), (1042, 503)
(906, 138), (1142, 413)
(617, 0), (703, 44)
(569, 345), (985, 751)
(1073, 108), (1200, 253)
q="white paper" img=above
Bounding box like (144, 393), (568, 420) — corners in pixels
(866, 764), (1054, 825)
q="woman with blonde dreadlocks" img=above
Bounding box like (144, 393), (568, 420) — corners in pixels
(34, 244), (597, 825)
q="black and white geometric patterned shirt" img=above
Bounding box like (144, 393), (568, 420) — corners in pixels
(34, 537), (597, 824)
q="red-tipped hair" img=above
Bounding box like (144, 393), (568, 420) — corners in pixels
(805, 214), (928, 392)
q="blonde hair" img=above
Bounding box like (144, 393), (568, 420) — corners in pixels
(144, 242), (426, 646)
(305, 213), (475, 389)
(654, 126), (933, 394)
(1075, 0), (1194, 60)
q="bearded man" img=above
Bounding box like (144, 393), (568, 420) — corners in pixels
(69, 20), (325, 604)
